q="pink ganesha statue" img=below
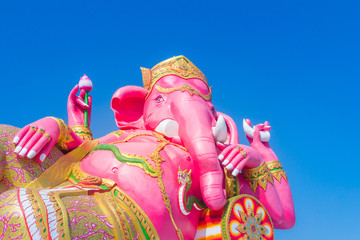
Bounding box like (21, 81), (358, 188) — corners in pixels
(0, 56), (295, 239)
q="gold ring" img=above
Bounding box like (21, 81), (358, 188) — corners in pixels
(38, 128), (45, 134)
(44, 133), (51, 140)
(240, 151), (247, 158)
(236, 146), (242, 151)
(30, 126), (37, 131)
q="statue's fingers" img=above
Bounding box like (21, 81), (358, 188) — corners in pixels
(36, 138), (55, 162)
(69, 84), (79, 100)
(75, 96), (90, 109)
(27, 134), (51, 160)
(13, 125), (30, 144)
(230, 155), (248, 176)
(88, 95), (92, 108)
(15, 126), (37, 155)
(218, 144), (236, 161)
(246, 119), (252, 126)
(222, 147), (241, 168)
(79, 89), (86, 98)
(253, 124), (265, 141)
(21, 129), (45, 158)
(263, 121), (271, 131)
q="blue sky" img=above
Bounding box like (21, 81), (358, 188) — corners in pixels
(1, 1), (359, 239)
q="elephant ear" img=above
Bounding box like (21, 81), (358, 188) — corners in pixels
(217, 112), (239, 144)
(111, 86), (148, 129)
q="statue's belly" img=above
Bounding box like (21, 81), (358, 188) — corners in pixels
(80, 141), (202, 239)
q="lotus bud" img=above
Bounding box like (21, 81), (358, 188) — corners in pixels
(79, 74), (93, 92)
(78, 74), (93, 127)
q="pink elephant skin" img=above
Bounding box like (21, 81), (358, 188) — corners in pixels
(3, 56), (295, 239)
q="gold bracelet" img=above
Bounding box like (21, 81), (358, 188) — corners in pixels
(70, 125), (94, 141)
(242, 162), (274, 193)
(48, 117), (73, 152)
(266, 161), (288, 183)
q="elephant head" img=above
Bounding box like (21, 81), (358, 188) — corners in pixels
(110, 56), (239, 210)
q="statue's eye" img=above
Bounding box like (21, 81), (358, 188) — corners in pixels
(211, 107), (215, 114)
(156, 95), (163, 102)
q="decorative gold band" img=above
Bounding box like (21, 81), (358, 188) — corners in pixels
(152, 84), (212, 101)
(43, 133), (51, 140)
(37, 128), (45, 134)
(70, 125), (94, 140)
(266, 160), (288, 183)
(49, 117), (71, 152)
(242, 162), (274, 193)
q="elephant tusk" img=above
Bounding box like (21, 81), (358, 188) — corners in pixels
(155, 119), (179, 138)
(242, 119), (270, 142)
(212, 115), (228, 143)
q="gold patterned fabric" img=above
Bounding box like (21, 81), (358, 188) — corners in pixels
(70, 125), (94, 141)
(266, 160), (288, 183)
(0, 184), (159, 240)
(0, 125), (63, 192)
(154, 84), (212, 101)
(242, 162), (274, 193)
(49, 117), (73, 152)
(224, 169), (240, 198)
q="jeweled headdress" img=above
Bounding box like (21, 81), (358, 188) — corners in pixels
(141, 55), (210, 99)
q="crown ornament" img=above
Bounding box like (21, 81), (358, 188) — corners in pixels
(141, 55), (209, 94)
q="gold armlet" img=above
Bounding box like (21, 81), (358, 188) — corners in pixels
(242, 162), (274, 193)
(266, 161), (288, 183)
(70, 125), (94, 141)
(49, 117), (73, 152)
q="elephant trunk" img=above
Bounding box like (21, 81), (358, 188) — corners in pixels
(171, 97), (225, 211)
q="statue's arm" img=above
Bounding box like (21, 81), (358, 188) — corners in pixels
(218, 120), (295, 229)
(244, 120), (295, 229)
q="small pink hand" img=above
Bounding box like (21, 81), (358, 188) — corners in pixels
(12, 117), (60, 162)
(68, 85), (92, 127)
(217, 142), (262, 176)
(246, 119), (277, 161)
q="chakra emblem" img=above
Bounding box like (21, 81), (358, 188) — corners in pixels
(236, 205), (268, 240)
(221, 194), (274, 240)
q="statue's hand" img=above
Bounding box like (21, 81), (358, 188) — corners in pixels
(67, 85), (92, 127)
(245, 119), (278, 162)
(218, 143), (262, 176)
(12, 117), (60, 162)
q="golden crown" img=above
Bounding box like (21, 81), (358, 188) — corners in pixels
(140, 55), (209, 92)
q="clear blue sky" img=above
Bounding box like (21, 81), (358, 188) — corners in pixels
(1, 1), (359, 239)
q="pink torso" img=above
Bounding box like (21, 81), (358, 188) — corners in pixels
(80, 130), (203, 239)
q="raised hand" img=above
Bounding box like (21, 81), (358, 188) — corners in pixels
(218, 143), (262, 176)
(68, 84), (92, 127)
(12, 117), (61, 162)
(244, 119), (277, 162)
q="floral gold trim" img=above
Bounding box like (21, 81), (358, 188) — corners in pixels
(25, 140), (99, 189)
(149, 55), (207, 88)
(153, 84), (212, 101)
(224, 169), (240, 198)
(71, 162), (115, 189)
(143, 56), (211, 101)
(236, 203), (268, 238)
(266, 161), (288, 183)
(110, 130), (126, 137)
(49, 117), (73, 151)
(141, 67), (152, 90)
(242, 162), (274, 193)
(70, 125), (94, 141)
(111, 187), (160, 240)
